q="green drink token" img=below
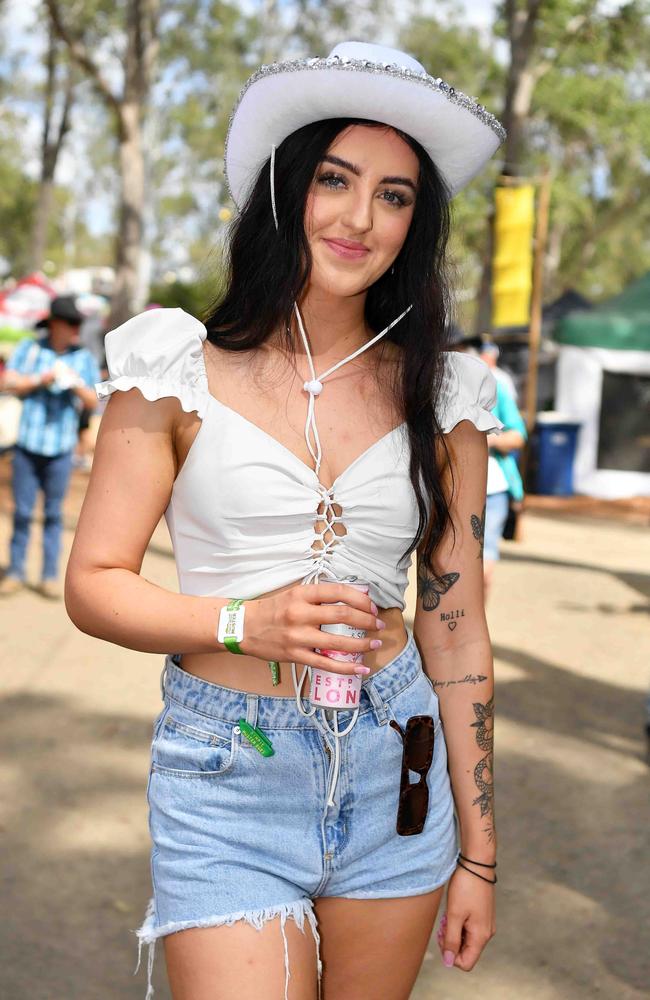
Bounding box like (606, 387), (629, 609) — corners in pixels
(238, 719), (275, 757)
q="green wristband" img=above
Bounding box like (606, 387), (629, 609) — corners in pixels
(223, 634), (243, 655)
(218, 598), (245, 654)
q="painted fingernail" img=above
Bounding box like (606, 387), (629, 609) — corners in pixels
(370, 639), (383, 649)
(376, 618), (386, 630)
(354, 666), (371, 675)
(370, 601), (378, 615)
(443, 951), (455, 968)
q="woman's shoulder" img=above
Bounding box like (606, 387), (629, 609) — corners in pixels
(103, 307), (206, 363)
(437, 351), (503, 435)
(97, 308), (210, 418)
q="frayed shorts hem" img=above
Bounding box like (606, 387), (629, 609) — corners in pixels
(136, 896), (316, 945)
(134, 896), (321, 1000)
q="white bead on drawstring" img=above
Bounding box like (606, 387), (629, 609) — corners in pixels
(303, 379), (323, 396)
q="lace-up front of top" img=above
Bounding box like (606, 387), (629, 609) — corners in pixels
(97, 307), (502, 611)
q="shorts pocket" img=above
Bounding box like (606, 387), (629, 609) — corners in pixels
(151, 712), (238, 779)
(389, 671), (441, 732)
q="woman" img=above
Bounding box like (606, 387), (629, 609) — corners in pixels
(66, 41), (504, 1000)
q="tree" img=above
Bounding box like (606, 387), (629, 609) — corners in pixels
(45, 0), (160, 327)
(404, 1), (650, 330)
(28, 14), (77, 273)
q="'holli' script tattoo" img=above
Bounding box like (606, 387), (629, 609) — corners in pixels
(471, 503), (486, 560)
(417, 569), (460, 612)
(440, 608), (464, 630)
(430, 673), (488, 689)
(471, 697), (495, 843)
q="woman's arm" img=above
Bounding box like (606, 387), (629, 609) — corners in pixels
(65, 388), (233, 653)
(413, 419), (496, 969)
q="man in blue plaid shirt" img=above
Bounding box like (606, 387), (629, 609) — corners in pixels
(0, 296), (100, 599)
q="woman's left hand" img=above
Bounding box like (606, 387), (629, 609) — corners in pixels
(436, 865), (496, 971)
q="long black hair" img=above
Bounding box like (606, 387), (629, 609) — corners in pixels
(203, 118), (455, 574)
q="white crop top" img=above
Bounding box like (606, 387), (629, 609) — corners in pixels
(96, 308), (502, 611)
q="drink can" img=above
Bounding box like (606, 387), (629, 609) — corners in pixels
(310, 578), (370, 710)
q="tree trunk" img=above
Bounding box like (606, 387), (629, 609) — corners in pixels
(108, 0), (159, 327)
(45, 0), (159, 326)
(474, 0), (542, 332)
(28, 20), (74, 273)
(110, 103), (146, 327)
(30, 179), (55, 273)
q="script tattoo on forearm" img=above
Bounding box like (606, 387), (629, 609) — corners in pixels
(417, 569), (459, 612)
(429, 673), (488, 689)
(470, 696), (495, 843)
(440, 608), (464, 630)
(471, 503), (486, 560)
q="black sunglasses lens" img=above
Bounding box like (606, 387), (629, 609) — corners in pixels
(404, 718), (434, 771)
(399, 781), (429, 833)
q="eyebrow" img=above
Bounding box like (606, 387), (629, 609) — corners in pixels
(321, 154), (417, 192)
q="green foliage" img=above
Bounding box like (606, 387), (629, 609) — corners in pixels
(148, 266), (226, 319)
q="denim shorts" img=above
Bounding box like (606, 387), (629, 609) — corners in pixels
(485, 490), (510, 561)
(136, 628), (458, 998)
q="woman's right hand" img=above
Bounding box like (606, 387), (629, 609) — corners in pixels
(240, 583), (386, 675)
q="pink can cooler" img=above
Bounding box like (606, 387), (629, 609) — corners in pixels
(310, 578), (370, 711)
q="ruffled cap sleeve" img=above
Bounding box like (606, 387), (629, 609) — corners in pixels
(438, 352), (503, 434)
(96, 307), (209, 418)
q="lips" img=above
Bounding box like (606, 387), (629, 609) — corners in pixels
(323, 238), (370, 260)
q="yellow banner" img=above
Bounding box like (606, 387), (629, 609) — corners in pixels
(491, 184), (535, 328)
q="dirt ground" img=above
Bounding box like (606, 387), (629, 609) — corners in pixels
(1, 455), (649, 1000)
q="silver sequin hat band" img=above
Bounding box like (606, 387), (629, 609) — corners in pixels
(225, 40), (506, 209)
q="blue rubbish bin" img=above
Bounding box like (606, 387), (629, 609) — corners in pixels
(533, 412), (582, 495)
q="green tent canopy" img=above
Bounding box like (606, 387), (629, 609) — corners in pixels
(554, 272), (650, 352)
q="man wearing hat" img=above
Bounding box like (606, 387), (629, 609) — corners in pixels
(0, 295), (100, 598)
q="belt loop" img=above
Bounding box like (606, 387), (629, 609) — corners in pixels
(159, 658), (169, 700)
(245, 693), (259, 728)
(364, 678), (389, 726)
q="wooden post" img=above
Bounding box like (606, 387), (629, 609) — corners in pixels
(525, 169), (552, 429)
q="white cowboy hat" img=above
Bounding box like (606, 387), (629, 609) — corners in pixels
(225, 40), (505, 209)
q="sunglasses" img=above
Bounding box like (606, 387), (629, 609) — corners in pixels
(389, 715), (435, 836)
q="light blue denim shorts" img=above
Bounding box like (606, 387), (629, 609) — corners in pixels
(485, 490), (510, 561)
(136, 629), (458, 997)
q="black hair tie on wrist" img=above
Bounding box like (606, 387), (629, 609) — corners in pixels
(458, 853), (497, 868)
(457, 860), (498, 885)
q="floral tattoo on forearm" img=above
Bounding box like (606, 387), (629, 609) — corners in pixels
(471, 503), (486, 560)
(471, 696), (494, 843)
(417, 569), (459, 611)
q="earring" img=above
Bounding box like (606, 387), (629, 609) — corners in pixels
(390, 265), (395, 275)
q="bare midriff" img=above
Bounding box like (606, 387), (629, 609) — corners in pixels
(180, 578), (408, 697)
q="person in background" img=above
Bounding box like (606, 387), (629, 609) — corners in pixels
(479, 338), (518, 401)
(453, 335), (527, 601)
(0, 295), (100, 599)
(484, 379), (527, 600)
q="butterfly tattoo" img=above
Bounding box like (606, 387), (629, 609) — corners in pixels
(471, 502), (486, 560)
(417, 570), (460, 611)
